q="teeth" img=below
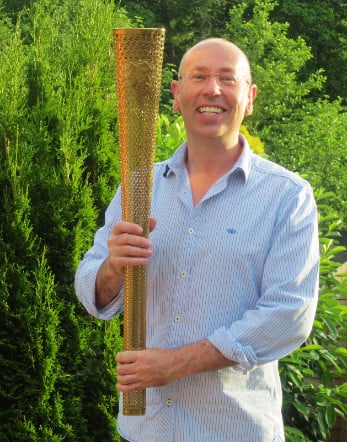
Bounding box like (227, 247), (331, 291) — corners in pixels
(198, 106), (224, 115)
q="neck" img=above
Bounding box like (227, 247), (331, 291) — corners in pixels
(186, 135), (242, 176)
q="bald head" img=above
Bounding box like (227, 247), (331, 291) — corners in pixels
(178, 38), (252, 84)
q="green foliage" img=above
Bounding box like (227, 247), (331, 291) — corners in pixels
(156, 113), (186, 161)
(0, 0), (127, 440)
(159, 62), (177, 115)
(121, 0), (231, 63)
(272, 0), (347, 103)
(0, 15), (28, 148)
(0, 139), (69, 439)
(224, 0), (325, 132)
(240, 125), (264, 155)
(156, 115), (265, 159)
(264, 99), (347, 225)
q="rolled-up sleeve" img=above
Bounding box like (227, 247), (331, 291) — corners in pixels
(75, 189), (124, 320)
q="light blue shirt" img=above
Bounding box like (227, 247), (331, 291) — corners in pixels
(75, 135), (320, 442)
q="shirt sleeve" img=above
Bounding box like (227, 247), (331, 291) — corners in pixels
(74, 188), (124, 320)
(208, 181), (320, 372)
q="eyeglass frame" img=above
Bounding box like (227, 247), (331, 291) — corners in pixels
(178, 72), (250, 87)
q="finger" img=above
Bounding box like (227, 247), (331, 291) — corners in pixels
(107, 252), (150, 272)
(112, 221), (143, 236)
(109, 224), (152, 249)
(116, 370), (137, 383)
(116, 351), (138, 364)
(109, 241), (152, 258)
(116, 381), (144, 392)
(107, 231), (153, 257)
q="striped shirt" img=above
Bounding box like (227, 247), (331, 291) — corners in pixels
(75, 135), (320, 442)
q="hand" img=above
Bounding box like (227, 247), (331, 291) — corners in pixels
(95, 218), (156, 308)
(107, 217), (157, 275)
(116, 348), (175, 392)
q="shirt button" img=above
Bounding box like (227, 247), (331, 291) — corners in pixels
(174, 315), (181, 323)
(166, 399), (172, 406)
(180, 271), (187, 278)
(188, 227), (194, 234)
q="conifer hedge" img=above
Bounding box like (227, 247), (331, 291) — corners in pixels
(0, 0), (127, 440)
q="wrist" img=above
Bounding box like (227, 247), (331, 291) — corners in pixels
(170, 340), (235, 380)
(95, 257), (123, 308)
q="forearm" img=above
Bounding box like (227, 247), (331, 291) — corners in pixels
(170, 339), (236, 380)
(95, 256), (123, 309)
(116, 339), (237, 392)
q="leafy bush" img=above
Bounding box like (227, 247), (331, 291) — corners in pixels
(156, 114), (265, 159)
(263, 100), (347, 225)
(224, 0), (325, 133)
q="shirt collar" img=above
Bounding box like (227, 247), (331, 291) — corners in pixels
(166, 133), (252, 182)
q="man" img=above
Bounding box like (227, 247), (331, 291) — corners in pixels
(75, 38), (319, 441)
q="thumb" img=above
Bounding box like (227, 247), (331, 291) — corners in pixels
(149, 217), (157, 232)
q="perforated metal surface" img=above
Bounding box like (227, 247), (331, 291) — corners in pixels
(113, 28), (165, 416)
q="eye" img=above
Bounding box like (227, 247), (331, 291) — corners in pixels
(220, 75), (237, 85)
(190, 73), (208, 82)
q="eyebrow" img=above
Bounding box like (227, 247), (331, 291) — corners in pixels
(190, 66), (236, 73)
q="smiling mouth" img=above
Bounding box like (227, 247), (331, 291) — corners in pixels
(198, 106), (224, 115)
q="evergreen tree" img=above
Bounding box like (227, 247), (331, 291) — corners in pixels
(1, 0), (130, 439)
(273, 0), (347, 103)
(224, 0), (325, 132)
(0, 19), (67, 439)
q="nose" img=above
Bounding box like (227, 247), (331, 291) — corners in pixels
(203, 75), (222, 96)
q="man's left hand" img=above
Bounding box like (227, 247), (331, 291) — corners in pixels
(116, 349), (175, 392)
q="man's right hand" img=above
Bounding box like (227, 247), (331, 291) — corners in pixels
(95, 218), (156, 308)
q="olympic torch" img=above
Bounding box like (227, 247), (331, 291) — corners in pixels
(113, 28), (165, 416)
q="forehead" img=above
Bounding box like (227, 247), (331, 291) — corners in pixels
(180, 41), (248, 74)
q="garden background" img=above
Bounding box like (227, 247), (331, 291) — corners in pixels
(0, 0), (346, 441)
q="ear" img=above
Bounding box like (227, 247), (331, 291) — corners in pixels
(171, 80), (181, 112)
(245, 84), (257, 116)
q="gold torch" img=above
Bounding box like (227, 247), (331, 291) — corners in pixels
(113, 28), (165, 416)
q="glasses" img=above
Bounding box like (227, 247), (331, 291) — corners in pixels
(178, 72), (249, 87)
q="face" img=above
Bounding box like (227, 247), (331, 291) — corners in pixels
(171, 39), (257, 146)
